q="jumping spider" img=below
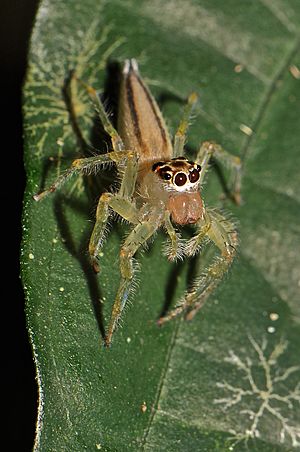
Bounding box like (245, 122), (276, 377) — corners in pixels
(34, 59), (241, 346)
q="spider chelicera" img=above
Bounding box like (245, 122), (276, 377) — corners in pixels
(34, 59), (241, 346)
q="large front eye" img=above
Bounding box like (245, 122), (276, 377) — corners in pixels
(189, 168), (200, 183)
(163, 172), (172, 180)
(174, 172), (187, 186)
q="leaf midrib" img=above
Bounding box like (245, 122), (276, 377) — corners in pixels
(241, 36), (300, 163)
(139, 317), (182, 450)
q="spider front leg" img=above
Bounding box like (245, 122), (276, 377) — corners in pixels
(89, 149), (139, 273)
(158, 209), (237, 325)
(185, 209), (211, 257)
(34, 74), (133, 201)
(105, 218), (159, 347)
(33, 151), (134, 201)
(163, 212), (184, 261)
(197, 141), (242, 205)
(173, 92), (198, 157)
(89, 193), (139, 273)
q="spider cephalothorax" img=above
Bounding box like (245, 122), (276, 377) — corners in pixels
(34, 59), (241, 346)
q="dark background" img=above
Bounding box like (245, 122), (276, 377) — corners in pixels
(1, 0), (40, 449)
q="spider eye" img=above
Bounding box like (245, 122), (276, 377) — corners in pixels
(174, 172), (187, 186)
(152, 161), (165, 171)
(189, 168), (200, 183)
(163, 172), (172, 180)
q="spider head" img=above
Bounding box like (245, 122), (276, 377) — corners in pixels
(152, 157), (201, 192)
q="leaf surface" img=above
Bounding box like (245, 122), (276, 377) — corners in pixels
(22, 1), (300, 450)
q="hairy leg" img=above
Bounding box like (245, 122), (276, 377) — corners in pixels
(158, 209), (237, 325)
(163, 212), (184, 261)
(173, 92), (198, 158)
(185, 210), (211, 257)
(105, 220), (159, 346)
(33, 150), (135, 201)
(185, 209), (237, 320)
(89, 193), (139, 273)
(196, 141), (242, 204)
(88, 145), (139, 272)
(75, 73), (125, 152)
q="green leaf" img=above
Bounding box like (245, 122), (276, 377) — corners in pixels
(22, 1), (300, 450)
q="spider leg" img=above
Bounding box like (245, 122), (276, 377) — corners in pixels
(157, 209), (237, 325)
(185, 209), (211, 257)
(173, 92), (198, 157)
(163, 212), (184, 261)
(196, 141), (242, 204)
(105, 219), (159, 347)
(34, 69), (132, 202)
(185, 209), (238, 320)
(89, 194), (140, 273)
(74, 73), (125, 152)
(33, 150), (135, 201)
(89, 145), (139, 272)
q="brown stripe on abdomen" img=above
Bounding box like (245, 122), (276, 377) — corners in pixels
(125, 74), (144, 149)
(135, 74), (169, 149)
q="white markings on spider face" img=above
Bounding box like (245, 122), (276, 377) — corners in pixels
(152, 157), (201, 193)
(214, 335), (300, 447)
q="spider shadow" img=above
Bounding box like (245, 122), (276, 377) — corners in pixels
(158, 228), (200, 319)
(53, 194), (106, 340)
(159, 234), (215, 321)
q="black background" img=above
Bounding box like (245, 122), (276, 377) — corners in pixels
(1, 0), (40, 449)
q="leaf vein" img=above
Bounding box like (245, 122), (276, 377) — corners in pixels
(259, 0), (298, 34)
(139, 318), (182, 450)
(241, 37), (300, 162)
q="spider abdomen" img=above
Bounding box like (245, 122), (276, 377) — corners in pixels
(167, 191), (204, 225)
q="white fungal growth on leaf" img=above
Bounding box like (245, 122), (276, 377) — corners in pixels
(214, 335), (300, 447)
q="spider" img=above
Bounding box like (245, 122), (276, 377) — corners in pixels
(34, 59), (241, 347)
